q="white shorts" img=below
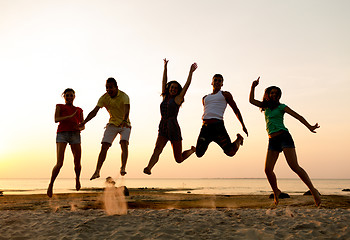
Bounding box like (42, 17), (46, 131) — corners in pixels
(101, 124), (131, 145)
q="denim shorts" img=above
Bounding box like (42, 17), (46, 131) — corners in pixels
(268, 131), (295, 152)
(56, 131), (81, 145)
(101, 124), (131, 145)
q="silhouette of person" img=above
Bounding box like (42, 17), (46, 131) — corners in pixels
(249, 77), (321, 206)
(144, 59), (197, 175)
(80, 78), (131, 179)
(195, 74), (247, 158)
(47, 88), (84, 198)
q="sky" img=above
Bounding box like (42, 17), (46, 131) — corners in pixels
(0, 0), (349, 180)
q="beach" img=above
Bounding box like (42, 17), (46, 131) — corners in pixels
(0, 189), (349, 239)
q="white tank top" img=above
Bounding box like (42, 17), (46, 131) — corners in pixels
(202, 91), (227, 120)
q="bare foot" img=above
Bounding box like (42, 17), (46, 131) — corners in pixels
(191, 146), (196, 153)
(237, 134), (244, 146)
(143, 167), (151, 175)
(312, 189), (321, 207)
(90, 172), (100, 180)
(76, 179), (81, 191)
(47, 185), (53, 198)
(273, 189), (281, 206)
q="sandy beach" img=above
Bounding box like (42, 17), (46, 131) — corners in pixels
(0, 188), (349, 239)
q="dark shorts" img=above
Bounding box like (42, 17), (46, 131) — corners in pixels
(195, 120), (236, 157)
(268, 131), (295, 152)
(56, 131), (81, 145)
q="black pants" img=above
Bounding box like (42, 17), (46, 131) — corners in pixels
(195, 121), (237, 157)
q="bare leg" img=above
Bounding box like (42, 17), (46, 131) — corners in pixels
(283, 148), (321, 206)
(172, 140), (196, 163)
(225, 134), (244, 157)
(144, 136), (168, 175)
(120, 140), (128, 176)
(90, 142), (110, 180)
(265, 150), (281, 205)
(71, 144), (82, 191)
(47, 143), (67, 197)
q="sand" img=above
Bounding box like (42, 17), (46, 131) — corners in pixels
(0, 189), (349, 239)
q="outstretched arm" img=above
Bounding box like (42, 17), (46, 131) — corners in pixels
(80, 106), (101, 127)
(249, 77), (263, 108)
(162, 58), (169, 94)
(284, 106), (320, 133)
(175, 62), (198, 105)
(54, 105), (77, 123)
(223, 91), (248, 136)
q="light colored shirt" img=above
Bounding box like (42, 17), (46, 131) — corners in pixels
(97, 90), (130, 127)
(202, 91), (227, 120)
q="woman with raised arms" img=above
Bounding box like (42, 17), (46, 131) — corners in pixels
(144, 59), (197, 175)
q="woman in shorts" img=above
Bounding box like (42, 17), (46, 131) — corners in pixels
(47, 88), (84, 198)
(143, 59), (197, 175)
(249, 77), (321, 206)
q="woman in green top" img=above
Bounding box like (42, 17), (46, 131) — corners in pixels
(249, 77), (321, 207)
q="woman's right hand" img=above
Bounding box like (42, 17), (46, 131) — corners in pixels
(252, 77), (260, 87)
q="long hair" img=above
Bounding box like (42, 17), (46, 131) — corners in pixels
(162, 81), (183, 97)
(261, 86), (282, 111)
(161, 81), (184, 104)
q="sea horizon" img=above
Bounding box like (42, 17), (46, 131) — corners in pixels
(1, 178), (349, 196)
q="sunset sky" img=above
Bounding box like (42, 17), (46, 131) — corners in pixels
(0, 0), (349, 180)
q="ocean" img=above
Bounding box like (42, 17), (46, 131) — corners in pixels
(0, 178), (349, 196)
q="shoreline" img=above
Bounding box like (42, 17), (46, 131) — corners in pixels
(1, 188), (349, 211)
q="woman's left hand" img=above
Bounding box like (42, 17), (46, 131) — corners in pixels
(309, 123), (320, 133)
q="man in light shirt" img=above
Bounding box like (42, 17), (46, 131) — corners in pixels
(81, 77), (131, 179)
(196, 74), (248, 158)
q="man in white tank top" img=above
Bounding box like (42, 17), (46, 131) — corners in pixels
(196, 74), (248, 157)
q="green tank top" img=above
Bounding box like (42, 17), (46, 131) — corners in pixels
(264, 104), (289, 135)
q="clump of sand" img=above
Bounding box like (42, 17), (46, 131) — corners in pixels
(103, 176), (127, 215)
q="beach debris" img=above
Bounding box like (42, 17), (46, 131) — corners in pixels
(269, 192), (290, 199)
(303, 190), (321, 195)
(0, 191), (3, 196)
(342, 189), (350, 192)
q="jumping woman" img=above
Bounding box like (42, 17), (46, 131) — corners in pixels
(144, 59), (197, 175)
(249, 77), (321, 206)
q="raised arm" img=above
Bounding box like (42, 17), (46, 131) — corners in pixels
(54, 105), (77, 123)
(249, 77), (263, 108)
(80, 106), (101, 127)
(284, 106), (320, 133)
(223, 91), (248, 136)
(175, 63), (198, 105)
(162, 58), (169, 94)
